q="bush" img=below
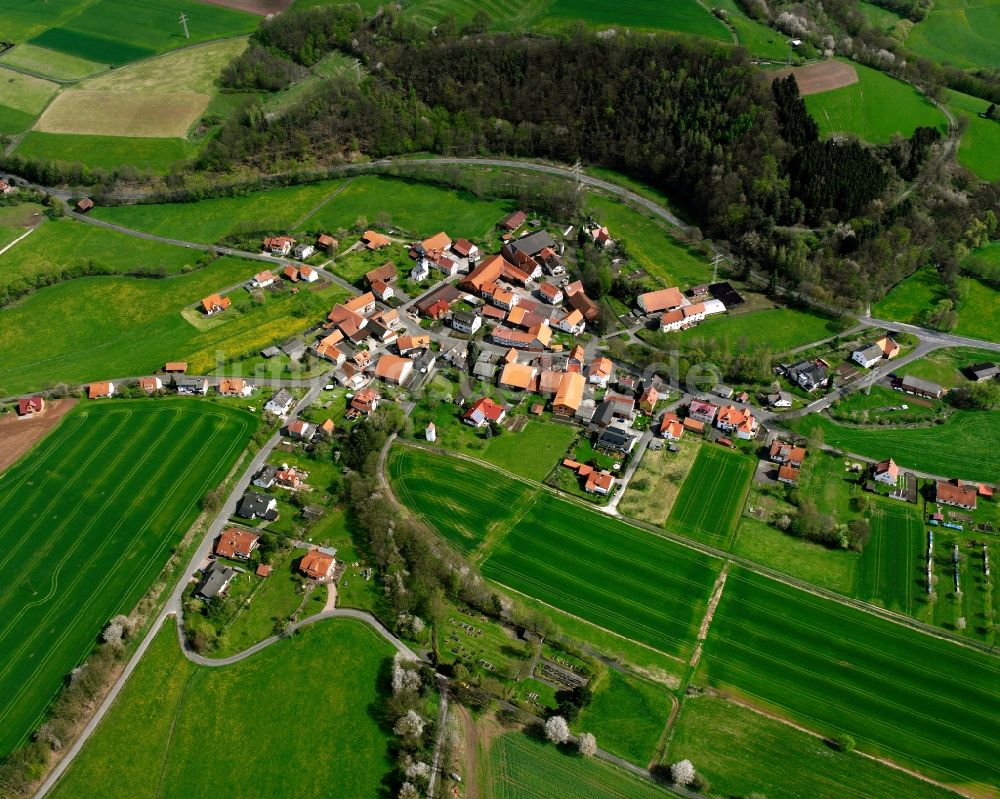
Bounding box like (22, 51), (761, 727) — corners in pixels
(829, 733), (856, 752)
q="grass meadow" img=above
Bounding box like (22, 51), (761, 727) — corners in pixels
(860, 0), (904, 31)
(669, 693), (958, 799)
(481, 493), (722, 659)
(793, 411), (1000, 483)
(698, 567), (1000, 790)
(27, 0), (257, 67)
(0, 0), (93, 42)
(805, 61), (947, 144)
(91, 180), (345, 243)
(947, 90), (1000, 182)
(13, 131), (197, 173)
(585, 194), (711, 289)
(0, 216), (202, 294)
(894, 345), (999, 388)
(0, 400), (255, 756)
(0, 256), (347, 395)
(953, 274), (1000, 342)
(666, 445), (754, 549)
(487, 732), (671, 799)
(873, 265), (946, 324)
(905, 0), (1000, 69)
(542, 0), (730, 39)
(0, 67), (58, 134)
(689, 306), (843, 353)
(714, 0), (795, 59)
(576, 668), (672, 766)
(49, 619), (394, 799)
(0, 44), (105, 81)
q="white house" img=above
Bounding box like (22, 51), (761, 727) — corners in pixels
(251, 270), (276, 288)
(265, 389), (295, 417)
(293, 243), (315, 260)
(411, 258), (430, 282)
(555, 309), (585, 335)
(451, 311), (482, 334)
(425, 422), (436, 442)
(299, 265), (319, 282)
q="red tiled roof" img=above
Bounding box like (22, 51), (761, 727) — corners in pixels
(215, 527), (259, 559)
(300, 548), (335, 579)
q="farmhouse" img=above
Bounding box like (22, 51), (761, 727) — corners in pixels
(375, 354), (413, 385)
(236, 492), (278, 521)
(873, 458), (899, 485)
(596, 425), (637, 454)
(498, 361), (538, 392)
(786, 359), (829, 392)
(276, 467), (302, 489)
(935, 479), (977, 510)
(778, 464), (800, 485)
(769, 440), (806, 467)
(564, 281), (599, 321)
(464, 397), (507, 428)
(452, 238), (479, 260)
(767, 391), (793, 408)
(284, 266), (300, 282)
(365, 262), (398, 288)
(584, 469), (616, 495)
(501, 210), (527, 231)
(503, 231), (555, 263)
(252, 464), (277, 489)
(218, 378), (252, 397)
(716, 405), (758, 439)
(397, 334), (430, 355)
(293, 243), (315, 260)
(538, 282), (563, 304)
(688, 399), (719, 424)
(287, 419), (315, 440)
(660, 412), (684, 440)
(263, 236), (294, 256)
(968, 363), (999, 382)
(900, 375), (944, 399)
(87, 381), (115, 399)
(317, 233), (338, 254)
(300, 547), (337, 581)
(251, 269), (277, 288)
(588, 357), (613, 387)
(164, 362), (188, 374)
(265, 389), (295, 417)
(351, 388), (381, 415)
(314, 333), (347, 366)
(362, 230), (392, 250)
(215, 528), (259, 560)
(138, 377), (162, 393)
(177, 378), (208, 396)
(299, 265), (319, 282)
(555, 308), (585, 335)
(195, 562), (235, 601)
(16, 396), (44, 417)
(852, 337), (900, 369)
(451, 311), (482, 334)
(553, 371), (586, 416)
(201, 294), (231, 316)
(637, 286), (684, 315)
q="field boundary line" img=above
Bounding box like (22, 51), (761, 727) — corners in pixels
(152, 669), (197, 799)
(0, 226), (35, 257)
(292, 177), (352, 228)
(715, 691), (965, 798)
(388, 441), (998, 658)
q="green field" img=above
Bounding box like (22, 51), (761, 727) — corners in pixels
(26, 0), (257, 67)
(698, 567), (1000, 790)
(954, 275), (1000, 342)
(793, 411), (1000, 483)
(0, 66), (58, 133)
(0, 44), (105, 81)
(666, 446), (754, 548)
(860, 0), (904, 31)
(544, 0), (730, 38)
(481, 493), (721, 658)
(0, 256), (346, 396)
(669, 693), (958, 799)
(856, 501), (923, 615)
(0, 399), (255, 756)
(488, 732), (671, 799)
(873, 265), (947, 324)
(690, 306), (843, 353)
(91, 180), (345, 244)
(585, 194), (711, 289)
(14, 131), (197, 173)
(0, 216), (203, 295)
(391, 446), (721, 658)
(905, 0), (1000, 69)
(303, 175), (515, 240)
(387, 446), (538, 555)
(576, 668), (672, 766)
(805, 61), (947, 144)
(893, 345), (999, 388)
(50, 619), (394, 799)
(947, 90), (1000, 181)
(715, 0), (795, 59)
(0, 0), (91, 42)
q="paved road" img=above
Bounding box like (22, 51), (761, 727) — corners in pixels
(603, 429), (652, 516)
(862, 314), (1000, 353)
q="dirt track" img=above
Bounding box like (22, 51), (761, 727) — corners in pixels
(195, 0), (293, 14)
(770, 60), (859, 95)
(0, 399), (77, 474)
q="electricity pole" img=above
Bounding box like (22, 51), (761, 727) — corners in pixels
(352, 58), (361, 81)
(179, 12), (190, 39)
(711, 252), (723, 283)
